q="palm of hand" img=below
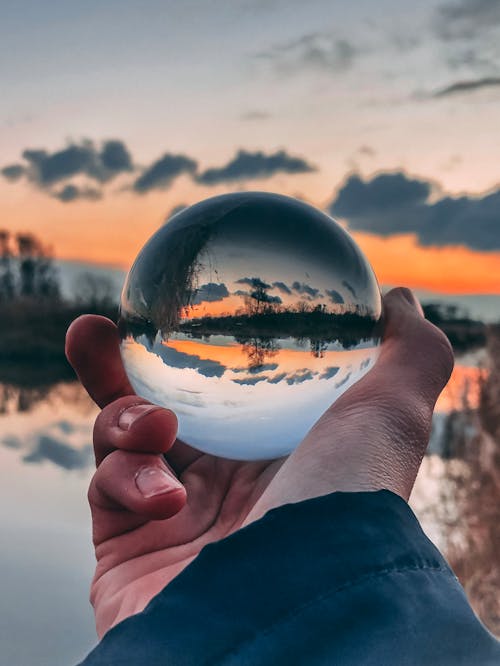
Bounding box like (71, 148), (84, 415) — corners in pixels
(91, 451), (282, 633)
(65, 315), (287, 634)
(67, 289), (454, 636)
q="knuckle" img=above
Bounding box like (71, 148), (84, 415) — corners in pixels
(87, 450), (125, 506)
(87, 472), (99, 506)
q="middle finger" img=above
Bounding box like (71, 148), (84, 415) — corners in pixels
(93, 395), (178, 466)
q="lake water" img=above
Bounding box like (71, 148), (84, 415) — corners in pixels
(0, 382), (97, 665)
(0, 352), (486, 665)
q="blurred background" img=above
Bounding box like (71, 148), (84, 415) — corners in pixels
(0, 1), (499, 663)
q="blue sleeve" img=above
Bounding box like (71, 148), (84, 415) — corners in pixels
(78, 490), (500, 665)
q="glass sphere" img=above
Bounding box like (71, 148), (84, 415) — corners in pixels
(119, 192), (383, 460)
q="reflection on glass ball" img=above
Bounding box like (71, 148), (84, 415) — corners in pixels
(119, 192), (383, 460)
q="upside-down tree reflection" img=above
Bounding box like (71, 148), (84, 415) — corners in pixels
(434, 325), (500, 637)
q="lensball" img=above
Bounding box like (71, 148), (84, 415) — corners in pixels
(119, 192), (383, 460)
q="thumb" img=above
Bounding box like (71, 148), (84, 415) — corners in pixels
(306, 286), (454, 498)
(245, 287), (455, 524)
(335, 287), (454, 414)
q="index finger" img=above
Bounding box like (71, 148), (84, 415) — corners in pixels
(65, 315), (135, 408)
(65, 314), (204, 473)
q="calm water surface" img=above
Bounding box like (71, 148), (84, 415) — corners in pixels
(0, 354), (481, 665)
(0, 381), (97, 666)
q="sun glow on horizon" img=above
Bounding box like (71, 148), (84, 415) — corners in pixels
(56, 229), (500, 296)
(1, 181), (499, 296)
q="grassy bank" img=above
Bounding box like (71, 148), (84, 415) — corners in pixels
(0, 300), (118, 366)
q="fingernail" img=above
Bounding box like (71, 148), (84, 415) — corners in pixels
(118, 404), (160, 430)
(400, 288), (424, 317)
(135, 466), (183, 498)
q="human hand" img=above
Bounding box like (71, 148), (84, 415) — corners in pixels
(66, 287), (453, 637)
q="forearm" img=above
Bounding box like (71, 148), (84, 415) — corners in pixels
(79, 490), (500, 665)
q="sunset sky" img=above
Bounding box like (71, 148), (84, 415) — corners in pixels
(1, 0), (499, 294)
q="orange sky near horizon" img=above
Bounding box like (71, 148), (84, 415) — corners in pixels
(166, 337), (373, 372)
(353, 232), (500, 295)
(1, 179), (499, 296)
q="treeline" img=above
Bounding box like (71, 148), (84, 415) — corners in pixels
(122, 303), (489, 354)
(0, 231), (117, 380)
(178, 309), (381, 348)
(0, 230), (60, 302)
(0, 230), (491, 371)
(433, 324), (500, 635)
(422, 303), (486, 352)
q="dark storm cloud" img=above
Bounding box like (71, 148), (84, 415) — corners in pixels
(133, 153), (198, 193)
(233, 368), (318, 386)
(100, 140), (133, 172)
(286, 370), (316, 385)
(192, 282), (229, 304)
(53, 184), (102, 202)
(1, 139), (134, 202)
(3, 141), (316, 200)
(234, 277), (281, 294)
(232, 375), (269, 385)
(329, 171), (500, 251)
(268, 372), (287, 384)
(292, 281), (320, 298)
(236, 277), (269, 288)
(2, 140), (198, 200)
(360, 358), (371, 370)
(249, 363), (279, 374)
(233, 279), (283, 304)
(342, 280), (357, 299)
(196, 149), (316, 185)
(232, 363), (278, 374)
(1, 164), (25, 181)
(335, 372), (352, 388)
(22, 139), (133, 186)
(256, 32), (358, 74)
(55, 420), (76, 435)
(319, 367), (340, 380)
(23, 435), (93, 470)
(332, 173), (431, 219)
(154, 343), (226, 378)
(22, 145), (94, 185)
(325, 289), (344, 304)
(435, 0), (500, 40)
(433, 77), (500, 97)
(272, 281), (292, 295)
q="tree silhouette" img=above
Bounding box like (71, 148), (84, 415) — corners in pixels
(16, 233), (60, 299)
(236, 335), (280, 369)
(0, 230), (60, 301)
(243, 278), (280, 316)
(0, 230), (15, 302)
(75, 272), (115, 308)
(432, 325), (500, 636)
